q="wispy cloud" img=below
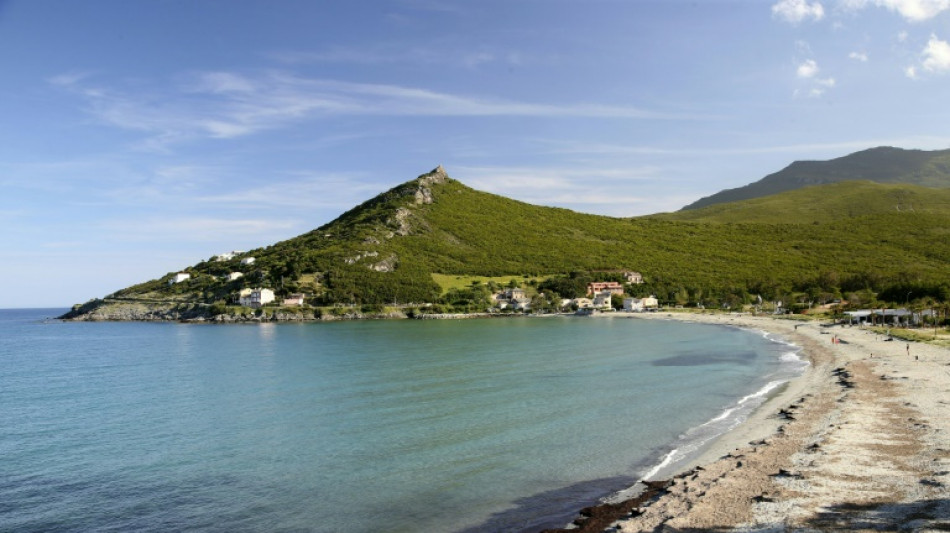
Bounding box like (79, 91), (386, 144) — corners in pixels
(529, 137), (950, 157)
(841, 0), (950, 22)
(849, 51), (869, 62)
(452, 164), (680, 216)
(51, 70), (708, 151)
(772, 0), (825, 23)
(99, 216), (301, 243)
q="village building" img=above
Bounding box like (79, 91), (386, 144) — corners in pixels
(624, 271), (643, 284)
(238, 288), (275, 308)
(623, 296), (659, 312)
(586, 282), (624, 296)
(571, 297), (594, 309)
(282, 293), (305, 306)
(240, 257), (256, 266)
(843, 308), (914, 326)
(226, 272), (244, 281)
(509, 298), (532, 311)
(502, 288), (526, 300)
(592, 291), (614, 309)
(214, 250), (245, 261)
(169, 272), (191, 284)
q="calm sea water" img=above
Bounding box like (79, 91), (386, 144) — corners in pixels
(0, 309), (804, 532)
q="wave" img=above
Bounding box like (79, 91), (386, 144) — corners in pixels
(630, 340), (807, 488)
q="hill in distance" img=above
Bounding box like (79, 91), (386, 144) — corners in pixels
(657, 180), (950, 224)
(682, 146), (950, 211)
(65, 154), (950, 320)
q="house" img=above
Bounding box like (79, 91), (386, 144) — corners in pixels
(214, 250), (245, 261)
(592, 291), (614, 309)
(503, 288), (526, 300)
(240, 257), (256, 266)
(572, 298), (594, 309)
(623, 296), (659, 312)
(492, 288), (528, 311)
(169, 272), (191, 284)
(586, 282), (624, 296)
(624, 271), (643, 284)
(226, 272), (244, 281)
(238, 288), (275, 308)
(509, 298), (531, 311)
(283, 293), (305, 306)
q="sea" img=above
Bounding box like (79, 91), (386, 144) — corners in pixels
(0, 308), (806, 532)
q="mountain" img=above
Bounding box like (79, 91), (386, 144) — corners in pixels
(63, 164), (950, 320)
(681, 146), (950, 211)
(657, 181), (950, 224)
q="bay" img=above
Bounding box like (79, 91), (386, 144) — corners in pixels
(0, 309), (803, 532)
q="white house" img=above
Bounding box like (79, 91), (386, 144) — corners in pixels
(226, 272), (244, 281)
(623, 296), (659, 312)
(240, 257), (256, 266)
(283, 293), (305, 306)
(592, 291), (614, 309)
(571, 297), (594, 309)
(509, 298), (531, 311)
(169, 272), (191, 284)
(238, 288), (275, 308)
(214, 250), (245, 261)
(624, 271), (644, 284)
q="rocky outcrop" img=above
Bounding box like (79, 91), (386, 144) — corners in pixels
(60, 299), (411, 323)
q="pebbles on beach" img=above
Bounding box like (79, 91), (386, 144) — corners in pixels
(600, 314), (950, 532)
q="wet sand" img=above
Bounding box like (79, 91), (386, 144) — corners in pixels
(548, 313), (950, 532)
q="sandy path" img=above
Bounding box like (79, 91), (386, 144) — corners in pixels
(598, 314), (950, 532)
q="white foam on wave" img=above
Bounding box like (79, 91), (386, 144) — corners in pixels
(639, 448), (679, 482)
(628, 326), (810, 489)
(635, 377), (791, 483)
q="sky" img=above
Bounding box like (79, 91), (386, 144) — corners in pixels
(2, 0), (949, 308)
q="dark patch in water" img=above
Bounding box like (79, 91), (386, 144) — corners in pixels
(454, 475), (637, 533)
(652, 350), (758, 367)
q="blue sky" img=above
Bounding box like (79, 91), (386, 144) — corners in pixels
(2, 0), (949, 308)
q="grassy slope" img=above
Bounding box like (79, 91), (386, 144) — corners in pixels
(655, 181), (950, 224)
(683, 146), (950, 210)
(99, 168), (950, 308)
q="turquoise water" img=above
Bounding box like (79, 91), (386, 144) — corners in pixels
(0, 309), (803, 532)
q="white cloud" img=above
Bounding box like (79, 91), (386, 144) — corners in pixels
(921, 33), (950, 72)
(453, 164), (674, 216)
(100, 216), (301, 243)
(816, 77), (837, 86)
(849, 51), (869, 61)
(772, 0), (825, 23)
(842, 0), (950, 21)
(51, 71), (708, 150)
(797, 59), (820, 78)
(904, 34), (950, 77)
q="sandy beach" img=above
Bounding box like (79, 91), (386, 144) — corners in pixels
(549, 312), (950, 532)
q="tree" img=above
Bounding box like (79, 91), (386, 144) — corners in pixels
(611, 293), (625, 311)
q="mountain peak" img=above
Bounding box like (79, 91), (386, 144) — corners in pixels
(681, 146), (950, 210)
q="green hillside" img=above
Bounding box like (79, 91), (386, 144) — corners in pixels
(657, 181), (950, 224)
(682, 146), (950, 210)
(66, 165), (950, 318)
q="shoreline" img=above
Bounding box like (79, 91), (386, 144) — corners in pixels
(546, 312), (950, 532)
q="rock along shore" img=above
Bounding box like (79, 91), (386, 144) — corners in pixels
(546, 312), (950, 532)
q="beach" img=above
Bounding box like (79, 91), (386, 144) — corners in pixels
(551, 312), (950, 532)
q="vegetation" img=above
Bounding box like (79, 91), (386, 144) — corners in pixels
(682, 146), (950, 210)
(72, 154), (950, 318)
